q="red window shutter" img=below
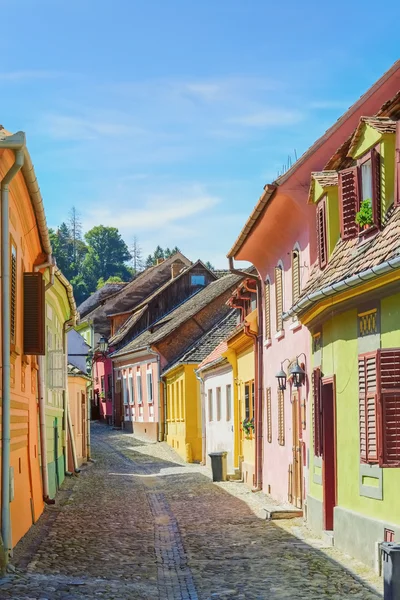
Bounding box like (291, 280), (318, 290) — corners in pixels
(358, 353), (378, 463)
(23, 272), (45, 355)
(312, 367), (322, 457)
(395, 122), (400, 206)
(371, 148), (381, 228)
(316, 199), (327, 268)
(339, 167), (359, 239)
(378, 349), (400, 467)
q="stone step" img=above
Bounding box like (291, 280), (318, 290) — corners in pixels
(264, 508), (303, 521)
(322, 530), (335, 547)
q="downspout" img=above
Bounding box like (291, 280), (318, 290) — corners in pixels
(146, 346), (162, 441)
(163, 379), (168, 441)
(195, 370), (206, 465)
(1, 143), (24, 559)
(35, 259), (55, 504)
(228, 257), (264, 492)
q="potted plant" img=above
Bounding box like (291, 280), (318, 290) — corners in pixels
(355, 199), (373, 230)
(242, 417), (254, 438)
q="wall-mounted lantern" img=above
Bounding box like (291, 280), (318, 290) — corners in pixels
(290, 359), (306, 389)
(98, 336), (109, 356)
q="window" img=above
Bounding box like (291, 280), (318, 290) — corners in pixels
(147, 370), (154, 404)
(316, 199), (327, 269)
(226, 384), (232, 422)
(122, 375), (128, 405)
(312, 368), (322, 457)
(266, 387), (272, 443)
(208, 389), (213, 421)
(359, 150), (381, 230)
(216, 387), (221, 421)
(191, 274), (205, 286)
(265, 280), (271, 340)
(23, 272), (45, 355)
(101, 376), (105, 395)
(180, 380), (184, 420)
(358, 349), (400, 467)
(136, 372), (142, 404)
(244, 381), (254, 421)
(278, 390), (285, 446)
(292, 249), (300, 304)
(128, 374), (134, 404)
(170, 384), (174, 420)
(107, 374), (112, 397)
(275, 265), (283, 332)
(10, 243), (17, 345)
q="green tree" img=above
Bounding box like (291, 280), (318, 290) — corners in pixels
(205, 261), (215, 271)
(84, 225), (132, 282)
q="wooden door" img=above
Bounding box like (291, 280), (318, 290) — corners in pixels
(81, 392), (87, 461)
(322, 380), (336, 531)
(291, 390), (303, 508)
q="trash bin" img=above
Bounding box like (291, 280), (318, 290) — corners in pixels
(209, 451), (228, 482)
(381, 542), (400, 599)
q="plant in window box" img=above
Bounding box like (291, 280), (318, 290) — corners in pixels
(242, 417), (254, 438)
(99, 391), (105, 400)
(355, 199), (373, 230)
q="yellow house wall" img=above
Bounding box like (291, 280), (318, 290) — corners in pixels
(237, 344), (255, 486)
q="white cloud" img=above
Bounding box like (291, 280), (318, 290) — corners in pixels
(40, 113), (146, 141)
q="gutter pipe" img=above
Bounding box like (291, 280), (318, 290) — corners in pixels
(283, 255), (400, 320)
(1, 143), (24, 558)
(228, 257), (263, 491)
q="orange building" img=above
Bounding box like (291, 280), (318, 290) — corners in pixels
(0, 129), (54, 558)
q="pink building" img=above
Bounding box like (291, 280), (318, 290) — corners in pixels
(227, 60), (400, 508)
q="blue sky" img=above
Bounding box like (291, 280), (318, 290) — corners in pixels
(1, 0), (399, 266)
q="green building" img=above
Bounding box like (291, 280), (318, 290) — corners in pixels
(285, 100), (400, 567)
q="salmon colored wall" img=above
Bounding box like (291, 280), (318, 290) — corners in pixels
(0, 148), (46, 547)
(94, 357), (113, 419)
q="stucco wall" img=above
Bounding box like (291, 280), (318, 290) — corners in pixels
(203, 365), (234, 472)
(237, 345), (255, 487)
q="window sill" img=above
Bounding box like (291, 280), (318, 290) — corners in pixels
(289, 320), (302, 332)
(274, 330), (285, 341)
(264, 338), (272, 348)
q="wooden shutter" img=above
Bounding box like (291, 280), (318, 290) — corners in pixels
(292, 250), (300, 303)
(378, 349), (400, 467)
(339, 167), (359, 239)
(23, 272), (45, 355)
(266, 387), (272, 443)
(275, 266), (283, 332)
(278, 389), (285, 446)
(371, 148), (381, 228)
(312, 367), (322, 457)
(358, 353), (378, 463)
(10, 244), (17, 345)
(316, 200), (327, 268)
(395, 121), (400, 206)
(265, 281), (271, 340)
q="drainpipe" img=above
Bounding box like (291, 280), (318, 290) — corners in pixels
(163, 379), (168, 441)
(1, 141), (25, 559)
(228, 257), (264, 492)
(195, 370), (206, 465)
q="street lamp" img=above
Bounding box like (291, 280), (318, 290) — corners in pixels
(290, 359), (306, 389)
(276, 358), (290, 391)
(98, 336), (109, 356)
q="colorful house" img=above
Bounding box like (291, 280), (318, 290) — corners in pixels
(287, 98), (400, 567)
(223, 282), (257, 486)
(111, 275), (241, 444)
(226, 60), (400, 506)
(162, 311), (237, 463)
(0, 129), (59, 557)
(196, 329), (237, 473)
(67, 364), (92, 467)
(43, 267), (77, 500)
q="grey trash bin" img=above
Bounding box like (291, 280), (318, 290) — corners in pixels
(381, 542), (400, 599)
(209, 451), (227, 482)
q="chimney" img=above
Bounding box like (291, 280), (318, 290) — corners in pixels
(156, 258), (165, 265)
(171, 261), (182, 279)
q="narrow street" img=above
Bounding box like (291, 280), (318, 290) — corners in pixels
(3, 424), (381, 600)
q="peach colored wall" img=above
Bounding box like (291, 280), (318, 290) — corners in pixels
(0, 148), (46, 547)
(68, 376), (88, 466)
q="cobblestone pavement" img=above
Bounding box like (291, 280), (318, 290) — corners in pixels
(1, 423), (383, 599)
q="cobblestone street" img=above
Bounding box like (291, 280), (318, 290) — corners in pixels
(2, 423), (383, 599)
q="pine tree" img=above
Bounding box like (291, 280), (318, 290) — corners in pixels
(131, 236), (144, 273)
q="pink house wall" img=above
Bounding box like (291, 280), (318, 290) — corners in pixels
(93, 357), (113, 420)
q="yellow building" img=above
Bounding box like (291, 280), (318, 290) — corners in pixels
(163, 312), (238, 463)
(225, 317), (256, 487)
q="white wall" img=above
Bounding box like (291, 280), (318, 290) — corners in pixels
(204, 365), (234, 473)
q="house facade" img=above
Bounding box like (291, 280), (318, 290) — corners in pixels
(67, 365), (91, 467)
(226, 61), (400, 507)
(288, 100), (400, 567)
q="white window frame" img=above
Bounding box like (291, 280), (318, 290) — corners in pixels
(122, 374), (128, 405)
(216, 387), (221, 421)
(208, 389), (213, 422)
(226, 384), (232, 422)
(128, 373), (134, 404)
(146, 369), (154, 404)
(136, 372), (143, 405)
